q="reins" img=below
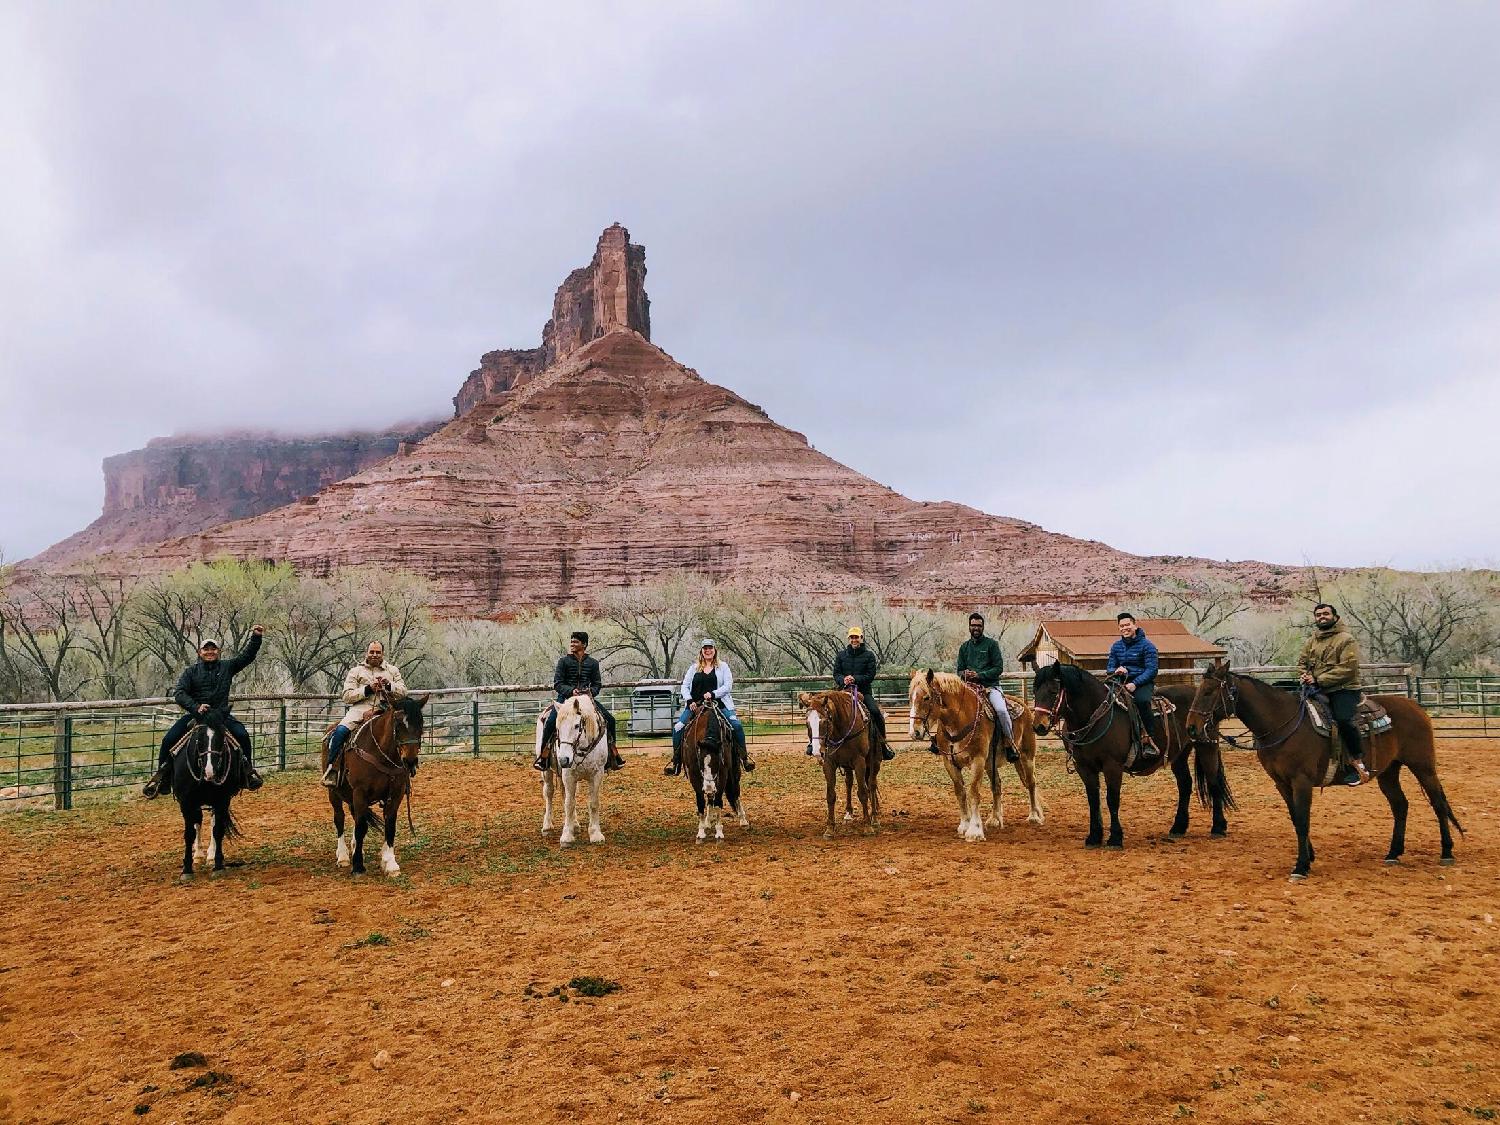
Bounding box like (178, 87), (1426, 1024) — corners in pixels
(1198, 673), (1309, 752)
(820, 688), (870, 751)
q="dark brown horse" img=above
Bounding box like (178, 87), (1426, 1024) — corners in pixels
(1186, 659), (1462, 880)
(1031, 663), (1231, 849)
(679, 700), (747, 842)
(324, 691), (428, 876)
(173, 719), (244, 880)
(1158, 682), (1235, 839)
(799, 689), (882, 837)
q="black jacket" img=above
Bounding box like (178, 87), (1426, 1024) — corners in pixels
(833, 645), (878, 694)
(553, 653), (603, 701)
(173, 633), (262, 715)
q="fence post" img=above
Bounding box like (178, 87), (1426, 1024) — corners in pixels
(278, 701), (288, 771)
(52, 715), (73, 812)
(472, 697), (480, 757)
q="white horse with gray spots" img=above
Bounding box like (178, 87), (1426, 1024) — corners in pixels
(538, 695), (611, 847)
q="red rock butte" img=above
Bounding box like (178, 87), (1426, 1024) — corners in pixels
(32, 225), (1297, 615)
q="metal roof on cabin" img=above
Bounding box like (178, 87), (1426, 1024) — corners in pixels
(1018, 618), (1226, 660)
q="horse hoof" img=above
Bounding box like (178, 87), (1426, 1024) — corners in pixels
(822, 829), (835, 839)
(1440, 856), (1456, 867)
(1084, 840), (1102, 849)
(1211, 828), (1228, 838)
(179, 872), (193, 883)
(1383, 857), (1401, 866)
(1104, 841), (1123, 850)
(1288, 873), (1307, 882)
(589, 833), (605, 845)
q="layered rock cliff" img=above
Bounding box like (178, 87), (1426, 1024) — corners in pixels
(451, 223), (649, 417)
(32, 423), (442, 568)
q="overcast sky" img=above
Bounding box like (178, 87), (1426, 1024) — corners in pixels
(2, 2), (1497, 569)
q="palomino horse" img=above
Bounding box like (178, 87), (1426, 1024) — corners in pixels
(908, 670), (1043, 841)
(538, 695), (611, 847)
(172, 718), (244, 880)
(325, 691), (427, 876)
(678, 699), (747, 842)
(799, 689), (881, 837)
(1187, 659), (1463, 880)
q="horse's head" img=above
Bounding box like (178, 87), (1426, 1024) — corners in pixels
(1030, 662), (1072, 735)
(554, 695), (603, 770)
(907, 669), (940, 741)
(798, 691), (836, 758)
(1186, 659), (1233, 740)
(394, 694), (428, 772)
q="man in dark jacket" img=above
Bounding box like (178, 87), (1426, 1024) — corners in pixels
(1299, 602), (1367, 786)
(143, 626), (264, 798)
(832, 627), (895, 760)
(534, 631), (622, 772)
(1106, 612), (1161, 768)
(956, 612), (1017, 762)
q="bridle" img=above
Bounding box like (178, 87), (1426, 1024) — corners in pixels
(816, 688), (870, 751)
(1185, 672), (1235, 740)
(182, 722), (236, 787)
(1032, 675), (1117, 750)
(1192, 670), (1309, 751)
(913, 680), (983, 760)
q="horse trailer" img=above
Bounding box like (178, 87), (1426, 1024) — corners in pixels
(628, 685), (678, 736)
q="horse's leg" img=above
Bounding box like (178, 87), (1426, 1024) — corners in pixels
(1078, 762), (1103, 848)
(824, 762), (838, 838)
(1283, 777), (1315, 881)
(350, 793), (370, 876)
(713, 791), (725, 841)
(378, 793), (401, 877)
(559, 769), (577, 847)
(1015, 739), (1044, 825)
(588, 770), (605, 845)
(1404, 755), (1461, 865)
(986, 745), (1004, 831)
(1104, 765), (1124, 848)
(729, 762), (748, 828)
(695, 777), (709, 843)
(944, 756), (968, 836)
(211, 804), (228, 871)
(181, 802), (197, 878)
(1377, 762), (1409, 864)
(962, 757), (986, 842)
(193, 807), (212, 869)
(856, 757), (873, 834)
(843, 767), (854, 822)
(1168, 749), (1192, 838)
(1205, 744), (1231, 837)
(331, 790), (350, 868)
(541, 766), (554, 834)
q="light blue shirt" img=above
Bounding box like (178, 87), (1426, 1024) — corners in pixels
(681, 660), (735, 712)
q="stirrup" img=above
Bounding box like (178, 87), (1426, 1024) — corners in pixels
(142, 771), (164, 799)
(245, 768), (263, 792)
(321, 762), (340, 788)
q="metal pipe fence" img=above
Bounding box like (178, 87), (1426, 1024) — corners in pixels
(3, 670), (1495, 811)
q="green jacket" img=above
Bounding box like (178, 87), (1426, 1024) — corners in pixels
(957, 635), (1004, 687)
(1298, 623), (1362, 693)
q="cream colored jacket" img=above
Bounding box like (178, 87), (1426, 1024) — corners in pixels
(340, 660), (407, 727)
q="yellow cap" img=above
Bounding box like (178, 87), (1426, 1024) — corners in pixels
(848, 626), (863, 638)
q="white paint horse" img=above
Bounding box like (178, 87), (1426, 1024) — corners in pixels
(538, 695), (610, 847)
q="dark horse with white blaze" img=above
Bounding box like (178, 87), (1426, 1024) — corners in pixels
(678, 699), (747, 842)
(1030, 662), (1234, 849)
(1186, 659), (1462, 881)
(323, 690), (428, 876)
(173, 717), (245, 879)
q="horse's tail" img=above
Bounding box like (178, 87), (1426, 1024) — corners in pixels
(363, 807), (385, 833)
(1193, 740), (1236, 811)
(221, 805), (243, 840)
(1429, 780), (1466, 838)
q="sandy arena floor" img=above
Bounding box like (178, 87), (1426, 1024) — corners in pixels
(0, 742), (1495, 1124)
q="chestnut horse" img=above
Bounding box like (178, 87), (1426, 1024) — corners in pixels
(1030, 663), (1230, 849)
(908, 670), (1043, 841)
(800, 689), (881, 837)
(1186, 659), (1462, 880)
(678, 699), (747, 842)
(324, 691), (427, 876)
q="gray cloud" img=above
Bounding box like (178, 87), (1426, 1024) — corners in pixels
(2, 1), (1497, 567)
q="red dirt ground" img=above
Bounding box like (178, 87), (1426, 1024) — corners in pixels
(0, 742), (1495, 1124)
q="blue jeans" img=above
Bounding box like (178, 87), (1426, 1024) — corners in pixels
(673, 704), (744, 753)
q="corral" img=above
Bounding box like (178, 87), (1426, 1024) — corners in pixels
(1, 734), (1496, 1123)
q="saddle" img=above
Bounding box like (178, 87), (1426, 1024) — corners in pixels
(1304, 694), (1391, 739)
(964, 684), (1026, 723)
(1107, 684), (1174, 775)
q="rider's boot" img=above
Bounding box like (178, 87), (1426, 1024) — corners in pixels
(737, 735), (755, 772)
(322, 726), (348, 788)
(927, 737), (940, 755)
(1341, 732), (1369, 786)
(142, 760), (171, 799)
(245, 760), (264, 791)
(605, 736), (625, 772)
(665, 727), (683, 775)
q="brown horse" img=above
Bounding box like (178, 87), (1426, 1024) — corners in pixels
(679, 700), (747, 842)
(1157, 682), (1235, 839)
(799, 689), (881, 837)
(908, 670), (1043, 841)
(1031, 662), (1228, 849)
(1186, 659), (1462, 881)
(324, 691), (428, 877)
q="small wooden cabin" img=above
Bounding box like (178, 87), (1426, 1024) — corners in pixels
(1017, 619), (1225, 681)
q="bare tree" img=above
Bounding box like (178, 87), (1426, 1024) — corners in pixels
(0, 581), (90, 701)
(595, 576), (704, 678)
(73, 573), (144, 698)
(1141, 577), (1251, 645)
(1332, 570), (1493, 673)
(699, 586), (783, 675)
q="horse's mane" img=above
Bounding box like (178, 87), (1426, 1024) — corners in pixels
(1035, 661), (1091, 693)
(560, 694), (604, 744)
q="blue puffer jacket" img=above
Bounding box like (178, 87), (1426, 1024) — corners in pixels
(1106, 629), (1159, 699)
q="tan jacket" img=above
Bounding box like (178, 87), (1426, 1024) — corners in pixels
(1297, 624), (1361, 693)
(340, 660), (408, 727)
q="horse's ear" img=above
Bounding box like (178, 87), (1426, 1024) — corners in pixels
(413, 693), (429, 710)
(925, 669), (934, 685)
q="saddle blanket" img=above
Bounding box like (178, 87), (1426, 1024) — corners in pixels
(969, 687), (1027, 723)
(1305, 695), (1392, 739)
